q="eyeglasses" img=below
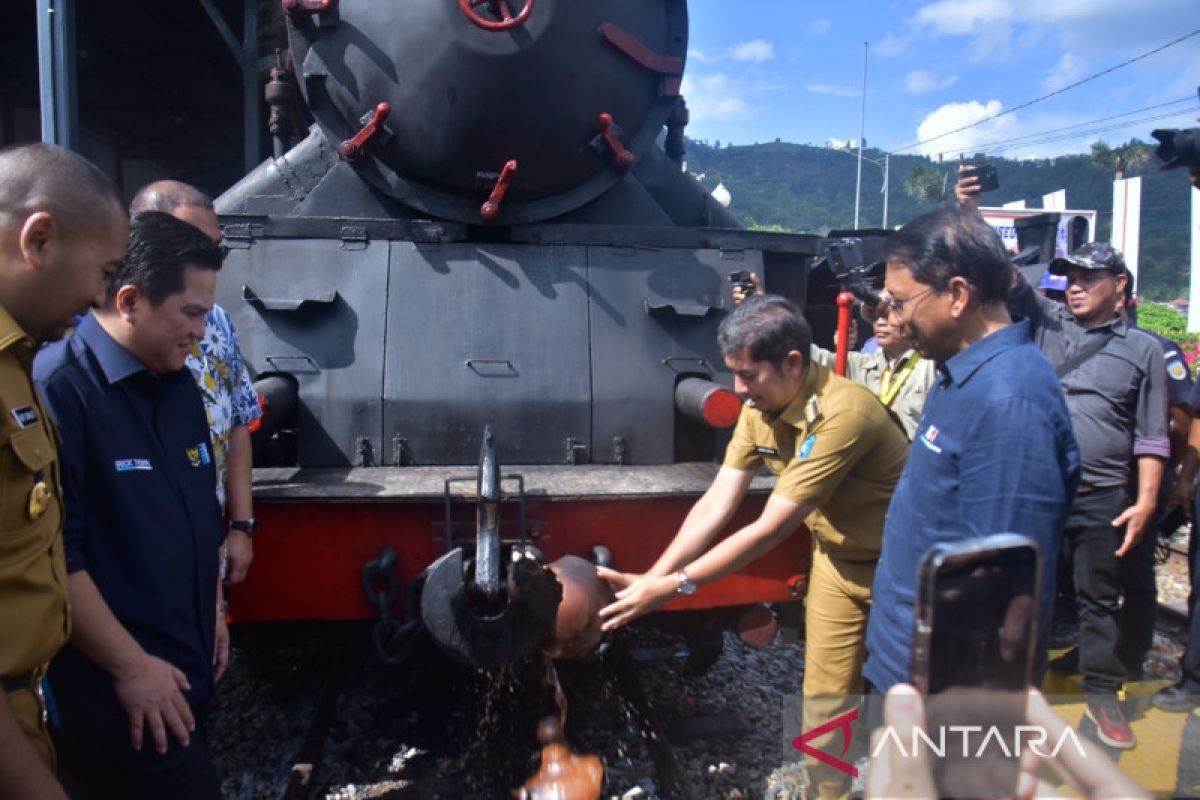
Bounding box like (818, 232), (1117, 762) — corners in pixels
(881, 287), (937, 319)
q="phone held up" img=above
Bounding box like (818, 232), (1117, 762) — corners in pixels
(961, 162), (1000, 193)
(907, 534), (1041, 797)
(727, 269), (756, 295)
(910, 533), (1040, 694)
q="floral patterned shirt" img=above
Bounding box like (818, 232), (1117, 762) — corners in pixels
(186, 304), (261, 510)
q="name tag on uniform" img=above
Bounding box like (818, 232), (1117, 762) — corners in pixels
(114, 459), (153, 472)
(755, 446), (779, 457)
(10, 405), (38, 429)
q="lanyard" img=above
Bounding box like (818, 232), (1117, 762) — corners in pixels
(879, 354), (920, 407)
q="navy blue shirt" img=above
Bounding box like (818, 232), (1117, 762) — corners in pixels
(864, 320), (1080, 692)
(33, 314), (221, 726)
(1141, 330), (1194, 409)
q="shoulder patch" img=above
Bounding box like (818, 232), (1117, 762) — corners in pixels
(1168, 360), (1188, 381)
(804, 396), (821, 425)
(797, 434), (817, 460)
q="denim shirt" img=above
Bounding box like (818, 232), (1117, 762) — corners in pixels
(864, 320), (1080, 692)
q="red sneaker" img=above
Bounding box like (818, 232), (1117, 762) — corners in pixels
(1085, 699), (1135, 750)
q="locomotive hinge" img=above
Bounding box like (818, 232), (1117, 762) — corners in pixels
(339, 226), (369, 250)
(221, 223), (263, 250)
(566, 438), (587, 465)
(719, 247), (745, 261)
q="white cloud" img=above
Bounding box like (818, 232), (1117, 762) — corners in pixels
(913, 99), (1022, 158)
(729, 40), (775, 63)
(806, 18), (832, 36)
(806, 82), (860, 98)
(905, 70), (959, 94)
(874, 33), (911, 57)
(687, 48), (715, 64)
(1042, 52), (1086, 92)
(681, 73), (752, 123)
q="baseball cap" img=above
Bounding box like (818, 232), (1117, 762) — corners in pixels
(1047, 242), (1126, 276)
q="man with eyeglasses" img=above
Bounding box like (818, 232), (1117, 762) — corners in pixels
(864, 207), (1080, 697)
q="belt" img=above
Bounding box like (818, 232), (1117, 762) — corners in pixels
(1076, 483), (1123, 495)
(1, 670), (37, 694)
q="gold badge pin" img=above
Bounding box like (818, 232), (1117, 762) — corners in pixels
(28, 481), (52, 520)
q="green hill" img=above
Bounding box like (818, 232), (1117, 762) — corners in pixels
(682, 139), (1194, 301)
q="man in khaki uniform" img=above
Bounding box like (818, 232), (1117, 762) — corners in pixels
(809, 300), (935, 440)
(0, 143), (127, 798)
(598, 295), (908, 798)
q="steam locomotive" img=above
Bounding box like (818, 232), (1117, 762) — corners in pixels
(215, 0), (826, 668)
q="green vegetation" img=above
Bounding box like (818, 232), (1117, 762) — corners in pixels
(1136, 302), (1199, 370)
(683, 138), (1194, 300)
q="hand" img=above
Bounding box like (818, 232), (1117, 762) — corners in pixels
(111, 652), (194, 754)
(1112, 502), (1155, 556)
(595, 568), (678, 632)
(224, 530), (254, 584)
(731, 272), (763, 305)
(866, 685), (937, 799)
(955, 165), (981, 212)
(213, 613), (230, 683)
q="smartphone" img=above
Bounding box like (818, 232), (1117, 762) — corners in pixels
(727, 269), (756, 294)
(961, 163), (999, 193)
(910, 533), (1040, 693)
(908, 534), (1040, 798)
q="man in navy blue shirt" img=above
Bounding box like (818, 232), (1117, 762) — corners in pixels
(34, 212), (226, 799)
(864, 207), (1080, 694)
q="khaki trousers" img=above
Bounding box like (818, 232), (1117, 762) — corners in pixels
(801, 543), (875, 799)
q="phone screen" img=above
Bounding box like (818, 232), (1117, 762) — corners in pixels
(924, 542), (1038, 693)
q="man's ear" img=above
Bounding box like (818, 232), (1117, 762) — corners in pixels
(18, 212), (55, 270)
(784, 349), (806, 376)
(948, 276), (971, 318)
(113, 284), (141, 321)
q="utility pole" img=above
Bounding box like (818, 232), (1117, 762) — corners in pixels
(882, 153), (890, 229)
(854, 41), (868, 229)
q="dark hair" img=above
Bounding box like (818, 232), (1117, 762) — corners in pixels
(129, 180), (213, 216)
(109, 212), (223, 305)
(718, 295), (812, 367)
(0, 142), (123, 238)
(883, 207), (1012, 305)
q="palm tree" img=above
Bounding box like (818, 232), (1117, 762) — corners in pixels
(1089, 139), (1151, 180)
(904, 162), (948, 204)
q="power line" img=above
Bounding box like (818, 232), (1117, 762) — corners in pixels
(953, 96), (1195, 152)
(984, 108), (1196, 156)
(894, 28), (1200, 153)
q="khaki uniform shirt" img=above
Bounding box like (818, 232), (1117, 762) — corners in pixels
(0, 305), (69, 707)
(810, 345), (936, 440)
(723, 361), (908, 560)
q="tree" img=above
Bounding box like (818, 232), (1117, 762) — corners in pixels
(903, 162), (948, 204)
(1089, 139), (1151, 180)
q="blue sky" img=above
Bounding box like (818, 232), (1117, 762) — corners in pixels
(683, 0), (1200, 160)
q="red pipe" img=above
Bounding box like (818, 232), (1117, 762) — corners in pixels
(834, 290), (855, 376)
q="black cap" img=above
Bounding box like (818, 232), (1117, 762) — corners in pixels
(1047, 241), (1126, 276)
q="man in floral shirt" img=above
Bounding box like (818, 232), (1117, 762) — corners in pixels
(130, 182), (261, 584)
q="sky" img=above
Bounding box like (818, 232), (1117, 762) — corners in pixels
(682, 0), (1200, 160)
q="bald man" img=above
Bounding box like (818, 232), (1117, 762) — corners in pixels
(130, 181), (261, 585)
(0, 142), (127, 799)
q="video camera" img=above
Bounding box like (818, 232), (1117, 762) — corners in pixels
(816, 238), (884, 308)
(1151, 127), (1200, 171)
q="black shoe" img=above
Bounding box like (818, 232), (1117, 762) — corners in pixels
(1049, 647), (1079, 674)
(1050, 620), (1079, 649)
(1151, 683), (1200, 713)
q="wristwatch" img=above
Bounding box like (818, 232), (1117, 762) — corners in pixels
(229, 518), (257, 538)
(674, 570), (697, 596)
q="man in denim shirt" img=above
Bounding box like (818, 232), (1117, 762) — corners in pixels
(865, 208), (1080, 697)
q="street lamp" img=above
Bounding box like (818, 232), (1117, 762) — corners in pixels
(835, 148), (890, 229)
